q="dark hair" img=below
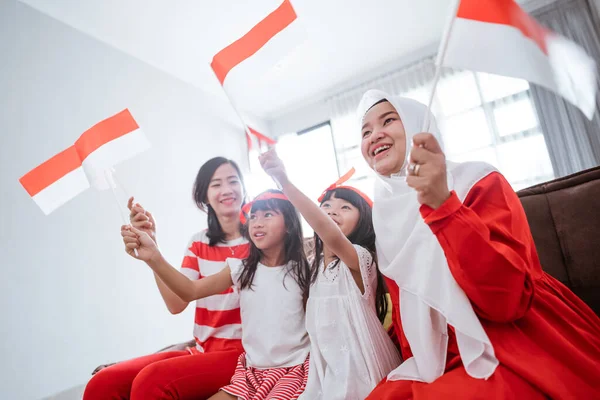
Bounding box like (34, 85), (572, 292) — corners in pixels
(192, 157), (246, 246)
(312, 188), (388, 323)
(238, 190), (312, 305)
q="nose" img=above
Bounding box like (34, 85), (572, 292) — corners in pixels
(251, 217), (264, 228)
(221, 185), (234, 197)
(370, 129), (385, 144)
(327, 209), (338, 216)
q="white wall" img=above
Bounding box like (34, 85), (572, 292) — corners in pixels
(0, 2), (252, 399)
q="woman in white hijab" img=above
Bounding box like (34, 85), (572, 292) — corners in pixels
(357, 90), (600, 399)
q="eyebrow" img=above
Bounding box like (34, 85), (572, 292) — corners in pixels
(362, 111), (398, 131)
(210, 175), (239, 183)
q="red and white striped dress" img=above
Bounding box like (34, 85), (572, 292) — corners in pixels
(180, 230), (249, 354)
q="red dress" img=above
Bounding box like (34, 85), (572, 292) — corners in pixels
(368, 172), (600, 399)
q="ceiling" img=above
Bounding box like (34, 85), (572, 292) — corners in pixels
(19, 0), (453, 118)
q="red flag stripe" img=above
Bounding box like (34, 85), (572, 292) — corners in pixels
(210, 0), (297, 85)
(19, 146), (81, 196)
(195, 306), (242, 328)
(457, 0), (548, 54)
(248, 127), (276, 145)
(75, 109), (139, 161)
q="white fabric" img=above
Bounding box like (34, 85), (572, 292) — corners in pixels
(299, 245), (401, 400)
(184, 231), (246, 352)
(32, 166), (89, 215)
(228, 258), (310, 369)
(446, 16), (597, 120)
(81, 127), (151, 190)
(357, 90), (499, 383)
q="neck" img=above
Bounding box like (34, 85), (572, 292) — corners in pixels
(261, 246), (286, 267)
(218, 213), (241, 241)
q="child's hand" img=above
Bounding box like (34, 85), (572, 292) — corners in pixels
(121, 225), (160, 263)
(127, 197), (157, 243)
(259, 149), (289, 186)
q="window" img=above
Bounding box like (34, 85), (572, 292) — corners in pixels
(331, 71), (555, 196)
(246, 122), (338, 237)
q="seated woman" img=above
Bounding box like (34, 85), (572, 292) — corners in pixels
(357, 89), (600, 399)
(84, 157), (249, 400)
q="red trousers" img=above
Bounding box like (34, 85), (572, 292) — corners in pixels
(83, 349), (241, 400)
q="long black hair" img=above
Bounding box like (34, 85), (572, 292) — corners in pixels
(239, 190), (312, 305)
(192, 157), (246, 246)
(313, 187), (388, 323)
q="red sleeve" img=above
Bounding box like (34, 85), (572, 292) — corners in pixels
(419, 172), (535, 323)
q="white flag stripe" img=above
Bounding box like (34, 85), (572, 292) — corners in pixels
(446, 19), (555, 91)
(32, 167), (90, 215)
(81, 127), (151, 190)
(546, 34), (598, 119)
(223, 17), (305, 95)
(445, 17), (597, 119)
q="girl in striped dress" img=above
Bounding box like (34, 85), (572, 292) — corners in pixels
(122, 190), (312, 400)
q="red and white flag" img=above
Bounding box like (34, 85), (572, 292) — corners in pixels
(20, 109), (149, 214)
(247, 126), (277, 151)
(210, 0), (303, 92)
(210, 0), (301, 150)
(442, 0), (597, 119)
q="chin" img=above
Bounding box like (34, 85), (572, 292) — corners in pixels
(374, 157), (401, 176)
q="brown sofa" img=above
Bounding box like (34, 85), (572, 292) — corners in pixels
(93, 166), (600, 374)
(517, 166), (600, 316)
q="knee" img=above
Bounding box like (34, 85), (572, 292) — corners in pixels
(83, 368), (125, 400)
(131, 362), (176, 400)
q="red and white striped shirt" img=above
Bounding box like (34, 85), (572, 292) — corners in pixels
(180, 230), (249, 353)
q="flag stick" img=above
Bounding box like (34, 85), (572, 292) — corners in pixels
(220, 85), (282, 189)
(105, 169), (138, 257)
(421, 0), (462, 132)
(110, 167), (133, 202)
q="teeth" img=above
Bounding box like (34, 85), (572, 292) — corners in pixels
(373, 145), (391, 155)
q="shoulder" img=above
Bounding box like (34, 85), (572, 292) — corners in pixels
(188, 229), (210, 244)
(352, 245), (373, 263)
(449, 161), (504, 200)
(450, 163), (521, 212)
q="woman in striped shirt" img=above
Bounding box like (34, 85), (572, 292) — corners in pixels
(84, 157), (250, 400)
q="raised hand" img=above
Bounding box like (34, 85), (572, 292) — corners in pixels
(121, 225), (160, 263)
(406, 133), (451, 209)
(259, 148), (289, 186)
(127, 197), (157, 242)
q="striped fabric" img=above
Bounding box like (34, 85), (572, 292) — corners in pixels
(181, 230), (249, 353)
(222, 353), (310, 400)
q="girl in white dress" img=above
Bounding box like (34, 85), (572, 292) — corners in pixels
(121, 190), (312, 400)
(260, 150), (401, 400)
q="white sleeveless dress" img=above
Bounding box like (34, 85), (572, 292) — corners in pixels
(300, 245), (401, 400)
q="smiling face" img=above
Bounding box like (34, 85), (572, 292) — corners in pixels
(247, 208), (287, 252)
(205, 163), (244, 218)
(360, 100), (407, 176)
(320, 192), (360, 237)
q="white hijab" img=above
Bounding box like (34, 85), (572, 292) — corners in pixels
(357, 89), (499, 383)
